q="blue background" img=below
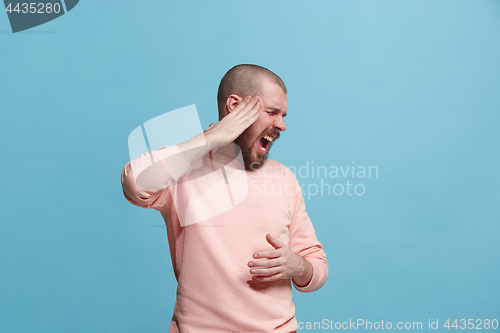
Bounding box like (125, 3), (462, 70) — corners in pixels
(1, 1), (499, 332)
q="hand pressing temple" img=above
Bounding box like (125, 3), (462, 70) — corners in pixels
(247, 234), (313, 288)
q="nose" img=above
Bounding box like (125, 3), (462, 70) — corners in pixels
(273, 115), (287, 132)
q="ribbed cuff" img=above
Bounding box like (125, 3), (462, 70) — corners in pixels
(292, 260), (328, 293)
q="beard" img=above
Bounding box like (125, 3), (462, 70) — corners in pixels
(234, 127), (280, 171)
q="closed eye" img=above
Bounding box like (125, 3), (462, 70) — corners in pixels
(264, 109), (286, 117)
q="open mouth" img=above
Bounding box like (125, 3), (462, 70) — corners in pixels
(258, 135), (274, 154)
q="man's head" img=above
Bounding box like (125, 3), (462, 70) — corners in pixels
(217, 64), (288, 170)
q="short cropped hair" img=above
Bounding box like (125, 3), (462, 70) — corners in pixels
(217, 64), (287, 119)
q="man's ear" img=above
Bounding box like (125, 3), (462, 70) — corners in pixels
(226, 94), (243, 113)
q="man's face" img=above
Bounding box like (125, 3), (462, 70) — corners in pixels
(234, 79), (288, 171)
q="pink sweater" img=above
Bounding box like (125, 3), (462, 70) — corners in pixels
(121, 145), (328, 333)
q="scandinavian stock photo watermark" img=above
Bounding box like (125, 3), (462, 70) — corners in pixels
(249, 160), (379, 200)
(129, 105), (380, 228)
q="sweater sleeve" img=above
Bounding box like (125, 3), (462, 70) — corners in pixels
(121, 145), (191, 210)
(287, 168), (329, 293)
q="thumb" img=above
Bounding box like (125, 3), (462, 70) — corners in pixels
(204, 123), (215, 133)
(266, 234), (283, 249)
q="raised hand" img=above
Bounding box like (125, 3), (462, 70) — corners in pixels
(204, 95), (261, 150)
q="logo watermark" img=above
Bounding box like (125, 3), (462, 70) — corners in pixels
(127, 105), (248, 227)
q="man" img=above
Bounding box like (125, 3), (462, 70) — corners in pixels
(121, 64), (328, 332)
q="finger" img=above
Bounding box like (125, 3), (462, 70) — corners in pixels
(232, 95), (255, 115)
(266, 234), (284, 249)
(242, 104), (261, 126)
(248, 258), (281, 268)
(247, 99), (261, 116)
(253, 249), (281, 259)
(223, 95), (252, 119)
(254, 272), (285, 282)
(249, 266), (282, 276)
(246, 279), (271, 289)
(233, 95), (260, 118)
(246, 98), (262, 118)
(239, 96), (260, 118)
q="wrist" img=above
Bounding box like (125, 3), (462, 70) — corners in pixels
(204, 131), (219, 150)
(292, 256), (313, 287)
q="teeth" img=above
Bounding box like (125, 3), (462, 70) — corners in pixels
(263, 135), (273, 142)
(259, 135), (273, 152)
